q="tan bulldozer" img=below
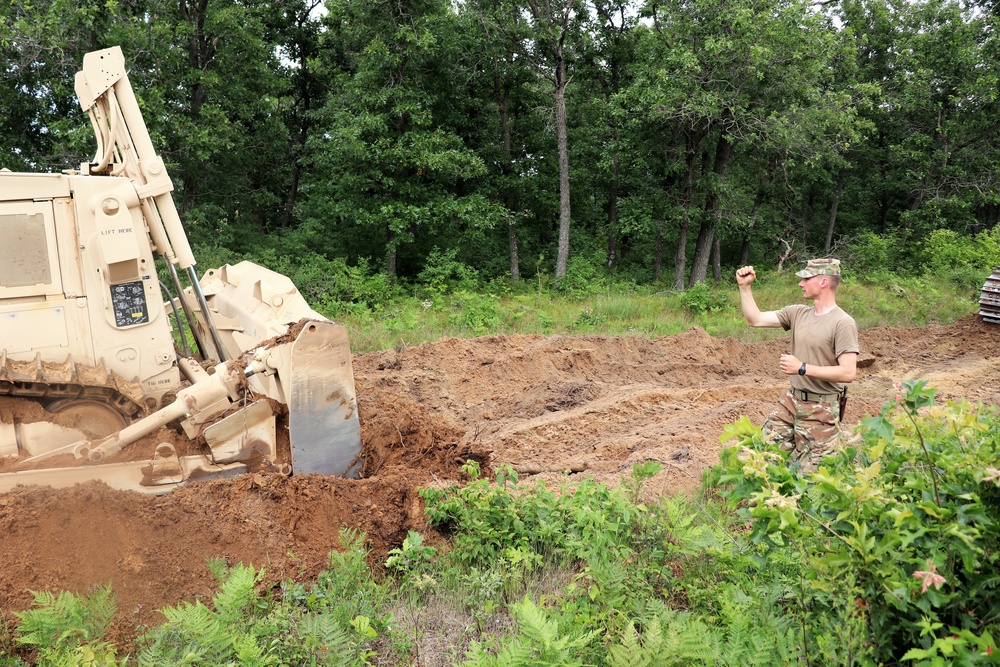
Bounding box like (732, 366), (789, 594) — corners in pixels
(0, 47), (362, 493)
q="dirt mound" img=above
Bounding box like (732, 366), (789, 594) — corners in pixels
(0, 315), (997, 644)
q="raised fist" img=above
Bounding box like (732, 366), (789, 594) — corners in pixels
(735, 266), (756, 286)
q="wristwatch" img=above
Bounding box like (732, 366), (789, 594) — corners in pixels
(798, 363), (807, 376)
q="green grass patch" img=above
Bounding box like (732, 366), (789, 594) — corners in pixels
(329, 271), (981, 353)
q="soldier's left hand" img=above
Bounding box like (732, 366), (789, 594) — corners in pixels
(779, 354), (802, 375)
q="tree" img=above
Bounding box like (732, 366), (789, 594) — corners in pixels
(580, 0), (643, 271)
(634, 0), (841, 285)
(459, 0), (540, 282)
(307, 0), (504, 278)
(511, 0), (590, 280)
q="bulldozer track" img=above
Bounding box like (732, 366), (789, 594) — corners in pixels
(0, 351), (145, 420)
(980, 267), (1000, 324)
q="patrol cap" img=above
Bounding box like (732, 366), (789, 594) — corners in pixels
(795, 258), (841, 278)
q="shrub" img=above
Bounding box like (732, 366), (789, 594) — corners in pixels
(445, 291), (503, 336)
(680, 281), (729, 315)
(719, 381), (1000, 663)
(14, 586), (118, 665)
(554, 252), (609, 298)
(920, 227), (1000, 289)
(286, 255), (398, 314)
(417, 248), (482, 297)
(847, 231), (906, 277)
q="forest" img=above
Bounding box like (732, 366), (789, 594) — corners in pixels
(3, 0), (1000, 290)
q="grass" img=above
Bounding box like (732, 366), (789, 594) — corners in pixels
(329, 272), (982, 353)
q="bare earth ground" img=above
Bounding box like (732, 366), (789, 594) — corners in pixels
(0, 316), (997, 648)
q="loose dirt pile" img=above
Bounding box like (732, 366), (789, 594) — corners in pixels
(0, 316), (997, 644)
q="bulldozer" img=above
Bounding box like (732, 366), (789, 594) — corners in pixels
(0, 47), (362, 493)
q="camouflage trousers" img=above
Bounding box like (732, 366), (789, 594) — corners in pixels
(762, 389), (842, 473)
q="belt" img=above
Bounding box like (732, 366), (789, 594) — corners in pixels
(791, 388), (841, 403)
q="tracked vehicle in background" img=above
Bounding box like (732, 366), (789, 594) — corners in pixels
(980, 268), (1000, 324)
(0, 47), (362, 493)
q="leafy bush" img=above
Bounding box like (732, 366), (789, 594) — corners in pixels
(919, 227), (1000, 289)
(719, 381), (1000, 663)
(445, 291), (503, 335)
(295, 256), (397, 313)
(138, 557), (378, 666)
(554, 252), (609, 298)
(421, 463), (644, 569)
(572, 307), (607, 331)
(461, 597), (598, 667)
(680, 281), (729, 315)
(417, 247), (482, 297)
(847, 231), (907, 277)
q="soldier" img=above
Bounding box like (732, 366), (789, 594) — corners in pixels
(735, 259), (859, 471)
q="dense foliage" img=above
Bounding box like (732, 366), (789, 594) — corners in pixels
(720, 381), (1000, 665)
(3, 0), (1000, 289)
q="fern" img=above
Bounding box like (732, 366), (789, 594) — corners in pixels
(138, 600), (233, 665)
(609, 610), (719, 666)
(210, 563), (262, 624)
(296, 612), (352, 664)
(137, 564), (264, 665)
(15, 586), (116, 652)
(461, 597), (597, 667)
(34, 642), (120, 666)
(230, 631), (269, 667)
(713, 584), (799, 666)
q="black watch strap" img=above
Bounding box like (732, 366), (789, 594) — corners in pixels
(798, 362), (807, 376)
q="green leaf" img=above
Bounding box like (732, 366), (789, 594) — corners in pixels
(861, 413), (895, 441)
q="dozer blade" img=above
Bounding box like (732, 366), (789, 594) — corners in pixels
(286, 321), (362, 477)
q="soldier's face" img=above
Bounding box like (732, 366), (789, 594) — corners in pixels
(799, 275), (824, 298)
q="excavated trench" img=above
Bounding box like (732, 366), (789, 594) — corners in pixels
(0, 315), (997, 648)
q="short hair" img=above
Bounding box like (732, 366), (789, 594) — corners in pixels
(828, 274), (841, 290)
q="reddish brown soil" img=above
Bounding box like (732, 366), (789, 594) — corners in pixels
(0, 316), (998, 647)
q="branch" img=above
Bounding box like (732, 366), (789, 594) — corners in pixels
(776, 238), (794, 271)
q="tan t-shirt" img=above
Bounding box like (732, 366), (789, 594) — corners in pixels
(775, 304), (859, 395)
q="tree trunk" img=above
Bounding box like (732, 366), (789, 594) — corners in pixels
(385, 223), (397, 277)
(607, 229), (619, 270)
(606, 154), (620, 269)
(179, 0), (215, 213)
(653, 219), (665, 282)
(554, 55), (572, 279)
(740, 160), (773, 265)
(711, 236), (721, 281)
(508, 222), (520, 282)
(689, 134), (733, 286)
(824, 168), (846, 254)
(801, 190), (815, 242)
(672, 133), (702, 290)
(280, 5), (321, 230)
(689, 217), (714, 286)
(498, 87), (519, 282)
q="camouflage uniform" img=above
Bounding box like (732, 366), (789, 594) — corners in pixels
(763, 389), (841, 473)
(765, 258), (857, 473)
